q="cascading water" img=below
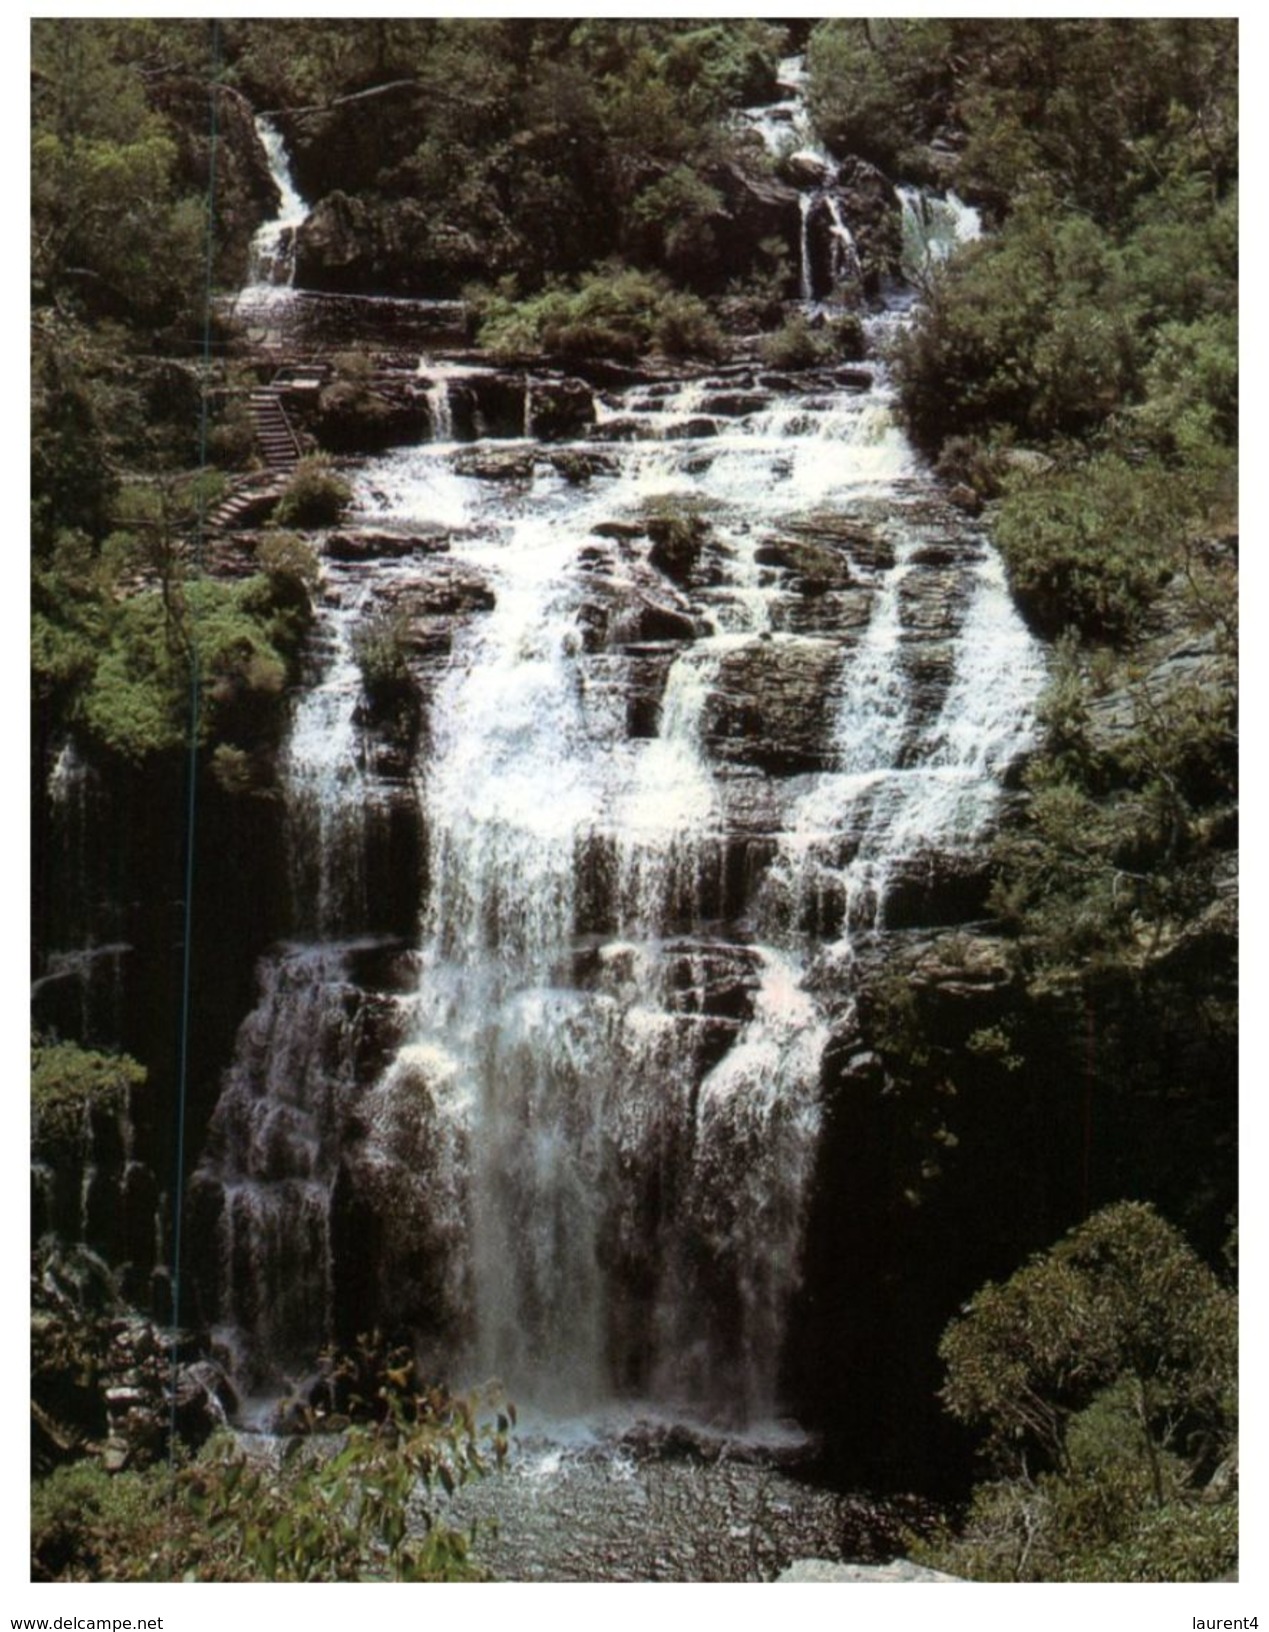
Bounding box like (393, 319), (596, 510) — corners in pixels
(246, 117), (309, 289)
(281, 584), (372, 939)
(897, 184), (982, 286)
(750, 55), (866, 306)
(193, 93), (1043, 1434)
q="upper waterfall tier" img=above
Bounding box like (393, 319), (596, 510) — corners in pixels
(245, 116), (310, 289)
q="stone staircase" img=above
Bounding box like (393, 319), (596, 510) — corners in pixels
(248, 387), (302, 471)
(206, 470), (288, 534)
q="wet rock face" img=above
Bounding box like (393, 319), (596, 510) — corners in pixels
(703, 638), (844, 774)
(295, 191), (509, 297)
(529, 377), (598, 441)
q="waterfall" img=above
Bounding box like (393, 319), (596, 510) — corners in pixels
(898, 184), (982, 286)
(418, 360), (456, 441)
(193, 103), (1045, 1429)
(247, 117), (309, 288)
(823, 194), (863, 293)
(798, 195), (815, 303)
(195, 946), (358, 1383)
(281, 584), (372, 938)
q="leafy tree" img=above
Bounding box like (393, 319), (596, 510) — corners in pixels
(807, 19), (956, 170)
(940, 1202), (1235, 1480)
(894, 206), (1138, 456)
(31, 21), (206, 329)
(916, 1202), (1236, 1580)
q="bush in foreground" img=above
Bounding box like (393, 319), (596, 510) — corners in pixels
(911, 1202), (1237, 1581)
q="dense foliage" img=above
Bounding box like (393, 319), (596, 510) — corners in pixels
(808, 20), (1236, 219)
(226, 18), (787, 291)
(33, 1394), (505, 1582)
(470, 264), (724, 364)
(872, 19), (1237, 653)
(31, 21), (209, 332)
(913, 1203), (1237, 1581)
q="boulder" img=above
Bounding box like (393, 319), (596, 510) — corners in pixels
(574, 550), (700, 649)
(374, 562), (496, 625)
(527, 377), (597, 441)
(546, 449), (620, 484)
(295, 192), (514, 298)
(900, 564), (974, 638)
(785, 150), (834, 188)
(755, 534), (854, 593)
(448, 372), (529, 440)
(663, 416), (721, 440)
(703, 162), (803, 290)
(324, 529), (452, 562)
(783, 514), (896, 576)
(314, 375), (431, 453)
(171, 1360), (238, 1448)
(450, 446), (536, 482)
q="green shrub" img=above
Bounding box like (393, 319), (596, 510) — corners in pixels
(631, 166), (724, 280)
(352, 608), (413, 707)
(256, 529), (321, 603)
(939, 1202), (1236, 1477)
(32, 1386), (506, 1582)
(993, 455), (1186, 643)
(652, 291), (724, 359)
(351, 607), (420, 746)
(273, 457), (353, 528)
(758, 313), (863, 370)
(933, 434), (1015, 499)
(760, 314), (826, 371)
(911, 1202), (1238, 1581)
(70, 576), (301, 762)
(31, 1039), (146, 1148)
(474, 264), (725, 363)
(894, 208), (1138, 456)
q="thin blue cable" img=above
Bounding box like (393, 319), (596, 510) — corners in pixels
(169, 17), (221, 1470)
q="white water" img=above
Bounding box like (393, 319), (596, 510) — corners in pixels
(280, 583), (372, 938)
(898, 184), (982, 286)
(336, 330), (1040, 1417)
(195, 98), (1044, 1425)
(246, 117), (309, 288)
